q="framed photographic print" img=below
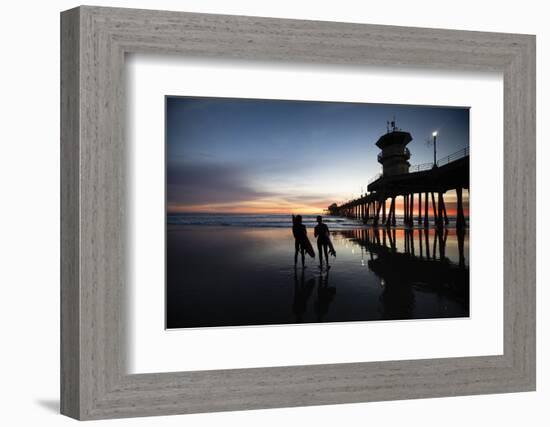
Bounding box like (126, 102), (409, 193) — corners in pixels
(61, 6), (536, 420)
(164, 96), (470, 329)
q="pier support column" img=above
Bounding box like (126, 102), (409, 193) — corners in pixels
(404, 194), (409, 226)
(431, 192), (439, 228)
(382, 198), (386, 223)
(418, 193), (422, 223)
(409, 193), (414, 227)
(386, 197), (394, 227)
(441, 193), (449, 226)
(437, 192), (446, 228)
(374, 199), (382, 226)
(403, 194), (409, 225)
(456, 187), (466, 229)
(424, 191), (429, 228)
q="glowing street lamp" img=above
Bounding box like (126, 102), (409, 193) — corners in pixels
(432, 131), (438, 167)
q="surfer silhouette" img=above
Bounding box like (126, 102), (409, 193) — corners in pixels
(314, 215), (336, 269)
(292, 215), (315, 267)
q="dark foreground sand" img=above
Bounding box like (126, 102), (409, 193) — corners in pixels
(166, 226), (469, 329)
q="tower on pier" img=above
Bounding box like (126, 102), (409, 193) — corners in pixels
(376, 121), (412, 176)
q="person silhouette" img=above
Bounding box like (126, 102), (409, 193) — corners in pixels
(292, 215), (308, 268)
(314, 215), (332, 269)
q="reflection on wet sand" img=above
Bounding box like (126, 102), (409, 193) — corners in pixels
(336, 227), (469, 320)
(166, 225), (469, 329)
(292, 270), (337, 323)
(314, 271), (337, 322)
(292, 269), (315, 323)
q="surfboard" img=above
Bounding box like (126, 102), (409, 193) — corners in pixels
(326, 235), (337, 257)
(318, 227), (336, 257)
(302, 235), (316, 258)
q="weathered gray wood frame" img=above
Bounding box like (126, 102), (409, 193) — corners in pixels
(61, 5), (536, 420)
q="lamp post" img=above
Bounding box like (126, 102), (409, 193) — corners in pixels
(432, 131), (438, 167)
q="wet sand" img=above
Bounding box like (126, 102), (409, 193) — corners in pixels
(166, 225), (469, 329)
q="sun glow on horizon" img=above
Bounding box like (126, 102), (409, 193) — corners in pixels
(168, 202), (326, 215)
(167, 190), (469, 217)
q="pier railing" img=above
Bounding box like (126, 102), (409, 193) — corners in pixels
(409, 162), (433, 173)
(436, 146), (469, 167)
(368, 172), (382, 184)
(365, 146), (469, 190)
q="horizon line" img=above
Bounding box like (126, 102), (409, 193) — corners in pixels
(166, 211), (470, 218)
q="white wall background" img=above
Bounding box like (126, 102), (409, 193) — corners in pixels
(0, 0), (546, 425)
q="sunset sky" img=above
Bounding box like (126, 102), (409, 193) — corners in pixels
(166, 97), (469, 215)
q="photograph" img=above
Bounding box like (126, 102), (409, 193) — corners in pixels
(165, 96), (470, 329)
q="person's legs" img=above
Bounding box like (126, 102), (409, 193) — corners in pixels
(294, 241), (299, 266)
(300, 248), (305, 267)
(323, 244), (330, 267)
(317, 241), (323, 268)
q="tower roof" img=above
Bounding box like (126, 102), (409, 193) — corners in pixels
(375, 131), (412, 149)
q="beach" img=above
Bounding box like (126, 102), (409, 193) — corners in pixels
(166, 215), (469, 329)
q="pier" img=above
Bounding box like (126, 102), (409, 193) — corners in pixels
(328, 124), (469, 229)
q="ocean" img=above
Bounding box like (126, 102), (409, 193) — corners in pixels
(167, 213), (358, 228)
(167, 213), (467, 229)
(166, 213), (470, 329)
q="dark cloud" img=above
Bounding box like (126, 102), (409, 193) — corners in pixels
(167, 161), (274, 207)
